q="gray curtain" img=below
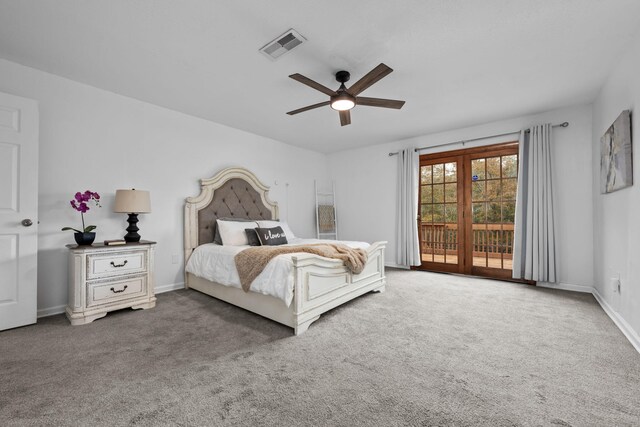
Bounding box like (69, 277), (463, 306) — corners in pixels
(512, 124), (557, 282)
(396, 148), (421, 267)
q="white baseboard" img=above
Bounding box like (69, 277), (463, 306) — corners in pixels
(537, 281), (594, 293)
(385, 263), (410, 270)
(155, 282), (185, 294)
(592, 288), (640, 353)
(37, 304), (66, 318)
(36, 282), (185, 319)
(538, 282), (639, 353)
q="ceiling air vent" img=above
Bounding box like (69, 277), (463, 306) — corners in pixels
(259, 29), (306, 61)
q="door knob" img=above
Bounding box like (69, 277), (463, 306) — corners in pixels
(21, 219), (33, 227)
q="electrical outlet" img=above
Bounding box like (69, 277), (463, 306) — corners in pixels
(610, 277), (620, 293)
(171, 255), (179, 264)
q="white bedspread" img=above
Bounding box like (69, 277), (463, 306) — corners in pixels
(185, 238), (369, 306)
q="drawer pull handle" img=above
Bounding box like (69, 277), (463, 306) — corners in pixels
(110, 260), (128, 268)
(110, 285), (128, 294)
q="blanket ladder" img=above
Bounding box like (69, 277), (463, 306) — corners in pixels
(315, 180), (337, 240)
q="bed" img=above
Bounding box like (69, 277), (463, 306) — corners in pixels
(184, 167), (386, 335)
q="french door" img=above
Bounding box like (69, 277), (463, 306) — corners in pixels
(417, 142), (519, 281)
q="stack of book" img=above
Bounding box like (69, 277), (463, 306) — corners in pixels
(104, 239), (127, 246)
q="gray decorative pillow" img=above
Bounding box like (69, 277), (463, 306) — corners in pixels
(255, 226), (288, 246)
(245, 229), (262, 246)
(213, 218), (256, 245)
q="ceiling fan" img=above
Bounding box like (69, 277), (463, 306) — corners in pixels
(286, 63), (405, 126)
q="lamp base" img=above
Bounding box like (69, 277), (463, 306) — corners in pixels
(124, 213), (141, 243)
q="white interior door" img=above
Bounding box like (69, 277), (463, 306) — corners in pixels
(0, 91), (39, 331)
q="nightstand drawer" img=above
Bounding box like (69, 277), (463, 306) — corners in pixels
(87, 276), (147, 307)
(87, 251), (146, 279)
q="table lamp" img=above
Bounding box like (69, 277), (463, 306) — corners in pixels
(113, 189), (151, 242)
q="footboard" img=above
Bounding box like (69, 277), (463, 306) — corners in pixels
(290, 241), (386, 334)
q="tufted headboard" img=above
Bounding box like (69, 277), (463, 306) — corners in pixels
(184, 167), (278, 264)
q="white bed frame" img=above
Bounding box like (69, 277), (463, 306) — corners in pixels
(184, 167), (386, 335)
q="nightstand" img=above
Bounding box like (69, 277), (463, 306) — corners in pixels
(65, 241), (156, 325)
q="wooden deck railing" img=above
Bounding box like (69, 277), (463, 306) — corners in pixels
(420, 223), (515, 259)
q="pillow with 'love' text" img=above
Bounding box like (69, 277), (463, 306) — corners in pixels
(254, 226), (288, 246)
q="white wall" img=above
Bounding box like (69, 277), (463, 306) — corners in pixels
(0, 59), (329, 314)
(592, 28), (640, 340)
(328, 104), (594, 288)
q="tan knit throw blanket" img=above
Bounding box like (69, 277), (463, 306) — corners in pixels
(235, 244), (368, 292)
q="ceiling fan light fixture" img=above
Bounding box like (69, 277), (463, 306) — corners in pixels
(287, 63), (404, 125)
(330, 93), (355, 111)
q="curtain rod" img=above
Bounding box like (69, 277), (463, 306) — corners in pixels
(388, 121), (569, 156)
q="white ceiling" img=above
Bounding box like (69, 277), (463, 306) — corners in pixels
(1, 1), (639, 153)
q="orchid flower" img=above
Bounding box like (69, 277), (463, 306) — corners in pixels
(62, 190), (101, 233)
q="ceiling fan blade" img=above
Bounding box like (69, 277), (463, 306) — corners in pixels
(356, 97), (405, 109)
(286, 101), (331, 115)
(339, 110), (351, 126)
(289, 74), (337, 96)
(346, 63), (393, 96)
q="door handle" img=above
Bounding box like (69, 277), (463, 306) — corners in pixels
(21, 219), (33, 227)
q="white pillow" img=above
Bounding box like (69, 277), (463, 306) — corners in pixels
(256, 220), (296, 239)
(217, 219), (256, 246)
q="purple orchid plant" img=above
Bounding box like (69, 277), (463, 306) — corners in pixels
(61, 190), (101, 233)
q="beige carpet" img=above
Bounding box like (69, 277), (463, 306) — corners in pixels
(1, 269), (639, 426)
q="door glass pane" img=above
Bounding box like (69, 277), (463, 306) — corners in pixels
(433, 184), (444, 203)
(444, 183), (457, 202)
(443, 225), (456, 264)
(432, 204), (444, 222)
(445, 244), (458, 264)
(487, 203), (501, 223)
(472, 181), (485, 201)
(445, 203), (457, 223)
(422, 224), (433, 242)
(472, 202), (486, 223)
(502, 155), (518, 178)
(503, 258), (513, 270)
(471, 159), (485, 180)
(421, 204), (432, 222)
(473, 225), (488, 267)
(421, 165), (433, 184)
(487, 157), (501, 179)
(433, 164), (444, 183)
(422, 229), (434, 262)
(446, 225), (458, 244)
(502, 178), (517, 200)
(502, 202), (515, 223)
(503, 225), (514, 270)
(487, 228), (502, 268)
(421, 185), (433, 203)
(486, 180), (500, 201)
(424, 248), (434, 262)
(432, 224), (444, 262)
(444, 162), (457, 182)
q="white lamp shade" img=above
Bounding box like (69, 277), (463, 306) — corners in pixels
(113, 189), (151, 213)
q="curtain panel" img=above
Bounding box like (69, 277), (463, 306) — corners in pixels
(396, 148), (421, 267)
(512, 124), (557, 282)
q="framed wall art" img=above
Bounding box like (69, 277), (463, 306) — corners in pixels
(601, 110), (633, 194)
